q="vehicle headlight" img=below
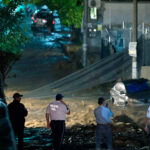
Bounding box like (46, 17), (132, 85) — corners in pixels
(42, 19), (47, 23)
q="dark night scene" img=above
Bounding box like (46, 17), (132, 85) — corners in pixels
(1, 0), (150, 150)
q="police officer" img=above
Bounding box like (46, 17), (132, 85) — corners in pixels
(8, 93), (28, 150)
(46, 94), (70, 150)
(94, 97), (113, 150)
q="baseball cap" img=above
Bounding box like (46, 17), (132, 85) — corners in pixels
(56, 94), (63, 100)
(13, 93), (23, 99)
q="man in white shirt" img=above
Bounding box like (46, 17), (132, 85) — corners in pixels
(145, 106), (150, 150)
(94, 97), (113, 150)
(46, 94), (70, 150)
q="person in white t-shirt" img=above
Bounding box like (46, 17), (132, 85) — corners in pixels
(46, 94), (70, 150)
(145, 106), (150, 150)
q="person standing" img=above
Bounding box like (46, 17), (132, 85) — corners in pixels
(94, 97), (113, 150)
(145, 106), (150, 150)
(0, 99), (17, 150)
(8, 93), (28, 150)
(46, 94), (70, 150)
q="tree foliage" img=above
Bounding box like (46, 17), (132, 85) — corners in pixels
(0, 0), (27, 81)
(30, 0), (84, 28)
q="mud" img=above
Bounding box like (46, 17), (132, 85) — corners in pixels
(6, 94), (150, 150)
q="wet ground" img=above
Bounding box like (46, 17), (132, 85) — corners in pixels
(23, 122), (149, 150)
(6, 97), (150, 150)
(6, 19), (75, 92)
(5, 16), (150, 150)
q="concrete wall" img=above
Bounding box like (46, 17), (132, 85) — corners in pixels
(141, 66), (150, 80)
(103, 2), (150, 26)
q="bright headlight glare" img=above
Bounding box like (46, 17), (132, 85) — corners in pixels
(42, 19), (47, 23)
(94, 29), (97, 32)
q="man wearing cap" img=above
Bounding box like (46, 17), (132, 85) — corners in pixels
(8, 93), (28, 150)
(94, 97), (113, 150)
(46, 94), (70, 150)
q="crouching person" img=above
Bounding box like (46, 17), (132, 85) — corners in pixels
(94, 97), (113, 150)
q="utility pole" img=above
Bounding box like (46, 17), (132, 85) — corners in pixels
(133, 0), (137, 42)
(82, 0), (88, 67)
(132, 0), (138, 79)
(109, 0), (111, 29)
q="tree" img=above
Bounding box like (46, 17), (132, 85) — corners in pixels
(30, 0), (84, 28)
(0, 0), (27, 81)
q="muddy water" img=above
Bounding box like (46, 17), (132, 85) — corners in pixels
(6, 95), (149, 128)
(6, 96), (149, 150)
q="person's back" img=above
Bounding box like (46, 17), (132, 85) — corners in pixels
(94, 105), (112, 124)
(48, 101), (69, 121)
(46, 94), (70, 150)
(8, 100), (27, 128)
(94, 97), (113, 150)
(8, 93), (28, 150)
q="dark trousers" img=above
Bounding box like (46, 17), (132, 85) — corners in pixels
(148, 126), (150, 150)
(50, 120), (65, 150)
(96, 124), (113, 150)
(13, 127), (24, 150)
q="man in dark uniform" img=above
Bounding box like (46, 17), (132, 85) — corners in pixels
(8, 93), (28, 150)
(46, 94), (70, 150)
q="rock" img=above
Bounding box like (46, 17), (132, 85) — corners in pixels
(137, 128), (143, 132)
(114, 122), (124, 126)
(125, 122), (131, 126)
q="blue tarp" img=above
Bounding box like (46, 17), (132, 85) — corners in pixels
(126, 82), (150, 93)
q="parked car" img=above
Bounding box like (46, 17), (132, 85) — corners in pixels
(31, 5), (55, 33)
(110, 78), (150, 106)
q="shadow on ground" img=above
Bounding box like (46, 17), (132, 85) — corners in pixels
(23, 115), (149, 150)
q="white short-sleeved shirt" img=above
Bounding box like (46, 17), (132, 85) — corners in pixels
(147, 106), (150, 118)
(46, 101), (69, 121)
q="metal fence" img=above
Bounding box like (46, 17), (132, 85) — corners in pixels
(101, 24), (150, 66)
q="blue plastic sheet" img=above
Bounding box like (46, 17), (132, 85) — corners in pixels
(126, 82), (150, 93)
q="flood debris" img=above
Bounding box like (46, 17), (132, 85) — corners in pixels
(23, 118), (149, 150)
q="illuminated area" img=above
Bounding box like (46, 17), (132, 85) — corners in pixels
(0, 0), (150, 149)
(90, 7), (97, 19)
